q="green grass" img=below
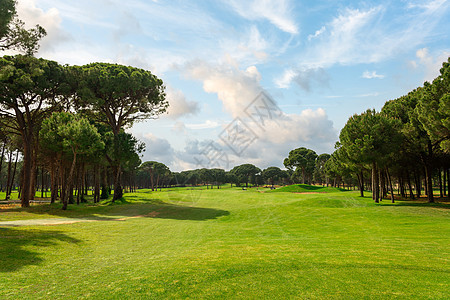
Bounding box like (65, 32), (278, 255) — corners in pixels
(271, 183), (347, 193)
(0, 186), (449, 299)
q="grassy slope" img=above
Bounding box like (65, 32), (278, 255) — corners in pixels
(0, 187), (449, 299)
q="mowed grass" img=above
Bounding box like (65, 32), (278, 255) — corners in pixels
(270, 184), (347, 193)
(0, 186), (449, 299)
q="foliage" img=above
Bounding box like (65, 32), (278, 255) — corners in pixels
(283, 147), (317, 184)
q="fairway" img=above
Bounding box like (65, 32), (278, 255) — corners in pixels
(0, 187), (449, 299)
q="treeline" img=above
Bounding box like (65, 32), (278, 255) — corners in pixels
(324, 58), (450, 203)
(134, 163), (291, 190)
(0, 55), (167, 209)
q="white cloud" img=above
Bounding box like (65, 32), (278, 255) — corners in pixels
(183, 60), (263, 118)
(165, 86), (199, 119)
(141, 133), (176, 164)
(226, 0), (298, 34)
(413, 48), (450, 82)
(278, 2), (450, 89)
(362, 71), (385, 79)
(185, 120), (220, 130)
(308, 26), (326, 41)
(276, 67), (329, 91)
(16, 0), (68, 53)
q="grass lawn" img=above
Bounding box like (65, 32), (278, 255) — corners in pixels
(0, 186), (449, 299)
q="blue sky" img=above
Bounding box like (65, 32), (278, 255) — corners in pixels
(10, 0), (450, 171)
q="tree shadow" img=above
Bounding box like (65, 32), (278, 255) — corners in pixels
(0, 198), (230, 224)
(0, 227), (80, 272)
(377, 200), (449, 209)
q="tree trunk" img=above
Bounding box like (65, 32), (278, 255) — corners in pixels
(359, 170), (364, 197)
(424, 163), (434, 203)
(112, 164), (123, 201)
(438, 167), (443, 198)
(50, 161), (58, 203)
(21, 135), (33, 207)
(101, 166), (109, 199)
(63, 151), (77, 210)
(406, 171), (414, 200)
(372, 162), (379, 203)
(414, 170), (421, 198)
(5, 149), (13, 200)
(386, 167), (395, 203)
(0, 141), (5, 183)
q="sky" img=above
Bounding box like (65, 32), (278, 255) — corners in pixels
(7, 0), (450, 171)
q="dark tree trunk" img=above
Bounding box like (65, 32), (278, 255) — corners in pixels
(443, 168), (447, 196)
(112, 165), (123, 201)
(63, 151), (77, 210)
(0, 141), (5, 182)
(414, 170), (421, 198)
(50, 161), (58, 204)
(101, 166), (109, 199)
(386, 168), (395, 203)
(406, 171), (414, 200)
(438, 167), (443, 198)
(5, 149), (13, 200)
(357, 170), (364, 197)
(372, 162), (379, 203)
(21, 135), (33, 207)
(424, 163), (434, 203)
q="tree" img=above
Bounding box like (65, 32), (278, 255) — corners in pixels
(230, 164), (261, 188)
(140, 161), (171, 191)
(313, 153), (331, 185)
(40, 112), (104, 210)
(73, 63), (167, 201)
(339, 109), (401, 202)
(262, 166), (285, 187)
(283, 147), (317, 184)
(210, 168), (226, 189)
(0, 0), (46, 55)
(0, 55), (68, 207)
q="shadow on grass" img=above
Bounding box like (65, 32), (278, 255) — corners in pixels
(0, 227), (80, 272)
(377, 200), (449, 209)
(0, 198), (230, 224)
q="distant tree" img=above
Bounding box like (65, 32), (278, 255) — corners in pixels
(230, 164), (261, 188)
(210, 168), (226, 189)
(313, 153), (331, 185)
(73, 63), (167, 201)
(283, 147), (317, 184)
(262, 166), (285, 187)
(226, 171), (238, 187)
(140, 161), (171, 191)
(0, 0), (46, 55)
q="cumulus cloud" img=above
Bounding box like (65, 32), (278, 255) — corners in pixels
(141, 133), (176, 164)
(16, 0), (68, 53)
(362, 71), (385, 79)
(165, 86), (199, 119)
(412, 48), (450, 82)
(276, 67), (329, 91)
(183, 60), (263, 118)
(226, 0), (298, 34)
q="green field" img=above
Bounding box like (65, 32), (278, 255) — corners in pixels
(0, 186), (449, 299)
